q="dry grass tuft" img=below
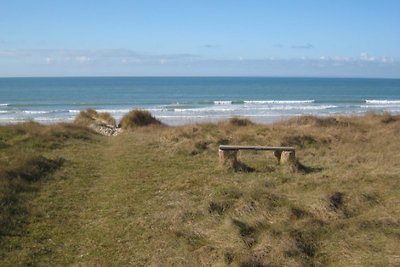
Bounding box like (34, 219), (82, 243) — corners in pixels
(365, 112), (400, 124)
(74, 109), (116, 127)
(119, 109), (162, 129)
(283, 115), (344, 127)
(229, 117), (254, 127)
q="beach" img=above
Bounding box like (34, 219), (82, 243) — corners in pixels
(1, 113), (399, 266)
(2, 0), (400, 265)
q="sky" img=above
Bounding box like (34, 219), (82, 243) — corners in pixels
(0, 0), (399, 78)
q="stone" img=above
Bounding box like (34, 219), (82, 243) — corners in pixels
(280, 151), (298, 172)
(219, 149), (238, 168)
(281, 151), (296, 164)
(89, 123), (122, 136)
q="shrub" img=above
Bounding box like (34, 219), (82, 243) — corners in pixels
(229, 117), (253, 127)
(97, 112), (116, 126)
(285, 115), (339, 127)
(74, 109), (116, 127)
(119, 109), (161, 129)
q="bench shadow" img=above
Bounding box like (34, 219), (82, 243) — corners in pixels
(233, 160), (323, 174)
(295, 161), (323, 174)
(233, 160), (256, 172)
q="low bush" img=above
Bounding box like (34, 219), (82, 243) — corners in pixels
(74, 109), (116, 127)
(229, 117), (254, 127)
(284, 115), (340, 127)
(119, 109), (161, 129)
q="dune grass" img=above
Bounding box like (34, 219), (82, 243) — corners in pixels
(0, 114), (399, 266)
(74, 109), (116, 127)
(119, 109), (162, 129)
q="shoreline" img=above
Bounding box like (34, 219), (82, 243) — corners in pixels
(2, 77), (400, 125)
(0, 111), (398, 127)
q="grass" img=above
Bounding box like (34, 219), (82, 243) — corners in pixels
(74, 109), (116, 127)
(119, 109), (162, 129)
(0, 122), (97, 259)
(0, 114), (399, 266)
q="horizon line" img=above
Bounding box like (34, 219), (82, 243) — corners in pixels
(1, 75), (399, 80)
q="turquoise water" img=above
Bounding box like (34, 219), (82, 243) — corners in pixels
(0, 77), (400, 125)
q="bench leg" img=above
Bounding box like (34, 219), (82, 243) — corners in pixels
(219, 149), (238, 168)
(281, 151), (295, 163)
(281, 151), (297, 172)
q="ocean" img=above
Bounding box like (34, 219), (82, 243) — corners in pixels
(1, 77), (400, 125)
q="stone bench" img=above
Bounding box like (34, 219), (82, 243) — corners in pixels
(218, 145), (296, 168)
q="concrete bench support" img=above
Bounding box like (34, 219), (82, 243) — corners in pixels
(280, 150), (296, 165)
(219, 149), (238, 167)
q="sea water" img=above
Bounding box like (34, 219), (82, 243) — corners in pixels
(0, 77), (399, 125)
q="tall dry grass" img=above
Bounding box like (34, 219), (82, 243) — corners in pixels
(74, 109), (116, 127)
(119, 109), (162, 129)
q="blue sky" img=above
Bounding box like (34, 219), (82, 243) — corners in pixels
(0, 0), (399, 77)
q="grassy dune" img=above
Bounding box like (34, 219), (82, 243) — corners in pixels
(1, 114), (400, 266)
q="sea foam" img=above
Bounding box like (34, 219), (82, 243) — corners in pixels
(365, 100), (400, 104)
(213, 101), (233, 104)
(244, 100), (315, 104)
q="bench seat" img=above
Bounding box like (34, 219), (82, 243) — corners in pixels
(219, 145), (295, 151)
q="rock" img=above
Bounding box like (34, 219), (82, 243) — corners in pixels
(281, 151), (298, 172)
(89, 123), (122, 136)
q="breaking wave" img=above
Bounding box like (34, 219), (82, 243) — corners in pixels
(365, 100), (400, 104)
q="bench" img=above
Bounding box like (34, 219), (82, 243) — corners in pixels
(218, 145), (296, 167)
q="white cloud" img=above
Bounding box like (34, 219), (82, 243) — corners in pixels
(0, 49), (33, 56)
(316, 54), (395, 64)
(0, 49), (199, 63)
(1, 49), (399, 78)
(360, 52), (375, 61)
(75, 56), (92, 63)
(0, 48), (396, 65)
(45, 57), (54, 64)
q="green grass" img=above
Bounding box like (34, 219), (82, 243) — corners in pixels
(0, 114), (399, 266)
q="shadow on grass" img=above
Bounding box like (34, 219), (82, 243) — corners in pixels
(232, 159), (322, 174)
(233, 161), (256, 172)
(1, 155), (64, 241)
(295, 161), (323, 174)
